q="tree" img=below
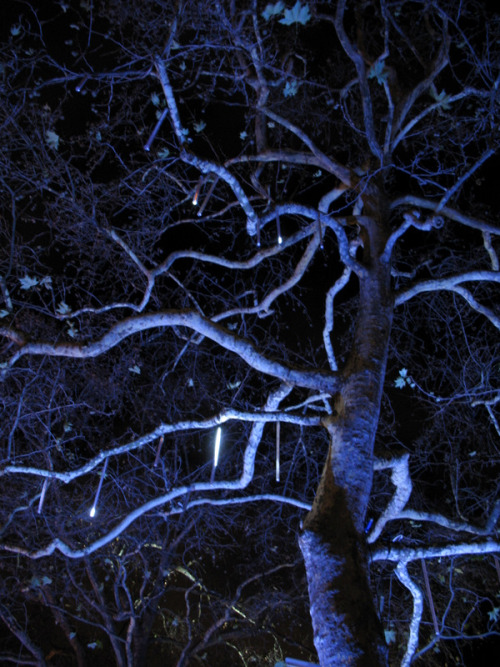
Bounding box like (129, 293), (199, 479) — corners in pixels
(1, 0), (500, 664)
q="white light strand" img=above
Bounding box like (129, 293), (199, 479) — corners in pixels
(37, 479), (49, 515)
(90, 458), (109, 518)
(214, 427), (221, 467)
(75, 74), (89, 92)
(153, 435), (164, 467)
(144, 108), (168, 152)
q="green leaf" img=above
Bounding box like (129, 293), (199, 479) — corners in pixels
(46, 130), (60, 150)
(384, 628), (396, 644)
(67, 322), (78, 338)
(283, 80), (300, 97)
(488, 606), (500, 623)
(19, 275), (38, 290)
(368, 60), (388, 85)
(430, 86), (451, 110)
(261, 1), (285, 20)
(56, 301), (71, 315)
(87, 640), (103, 650)
(157, 148), (170, 160)
(279, 2), (311, 26)
(193, 120), (206, 133)
(40, 276), (52, 289)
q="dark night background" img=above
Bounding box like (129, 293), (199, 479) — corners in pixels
(1, 1), (500, 665)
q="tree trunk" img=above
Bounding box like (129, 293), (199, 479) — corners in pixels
(300, 225), (393, 665)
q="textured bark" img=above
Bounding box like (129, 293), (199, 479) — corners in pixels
(299, 213), (393, 665)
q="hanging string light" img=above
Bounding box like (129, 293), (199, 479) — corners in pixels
(153, 435), (164, 468)
(90, 458), (109, 518)
(144, 108), (168, 152)
(37, 479), (49, 515)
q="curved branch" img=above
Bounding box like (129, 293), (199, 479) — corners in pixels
(395, 561), (424, 667)
(390, 196), (500, 235)
(1, 310), (341, 393)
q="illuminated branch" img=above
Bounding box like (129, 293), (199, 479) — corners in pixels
(1, 408), (322, 483)
(323, 267), (351, 371)
(368, 453), (412, 544)
(1, 385), (298, 559)
(1, 311), (341, 393)
(371, 540), (500, 564)
(395, 272), (500, 330)
(395, 561), (424, 667)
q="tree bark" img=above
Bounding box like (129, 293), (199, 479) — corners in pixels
(300, 217), (393, 665)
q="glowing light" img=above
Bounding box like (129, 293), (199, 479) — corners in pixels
(276, 212), (282, 245)
(153, 435), (164, 467)
(75, 74), (89, 92)
(213, 427), (221, 467)
(89, 458), (108, 519)
(144, 108), (168, 152)
(278, 235), (283, 245)
(37, 479), (49, 515)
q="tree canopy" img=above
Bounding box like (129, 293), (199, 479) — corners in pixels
(1, 1), (500, 665)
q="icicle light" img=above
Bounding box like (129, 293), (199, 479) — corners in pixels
(192, 179), (203, 206)
(213, 427), (222, 468)
(144, 108), (168, 152)
(276, 211), (282, 245)
(75, 74), (89, 92)
(153, 435), (164, 467)
(275, 422), (280, 482)
(197, 177), (218, 217)
(90, 458), (109, 518)
(37, 479), (49, 515)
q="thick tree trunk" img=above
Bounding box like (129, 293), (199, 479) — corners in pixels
(300, 221), (393, 665)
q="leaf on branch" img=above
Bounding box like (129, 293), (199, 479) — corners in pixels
(40, 276), (52, 289)
(283, 80), (300, 97)
(384, 628), (396, 644)
(67, 322), (78, 338)
(46, 130), (60, 150)
(11, 25), (22, 36)
(261, 1), (285, 21)
(279, 2), (311, 26)
(394, 368), (416, 389)
(430, 86), (451, 110)
(19, 275), (39, 290)
(30, 575), (52, 588)
(56, 301), (72, 315)
(128, 364), (141, 374)
(0, 309), (11, 318)
(151, 92), (160, 107)
(368, 60), (388, 85)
